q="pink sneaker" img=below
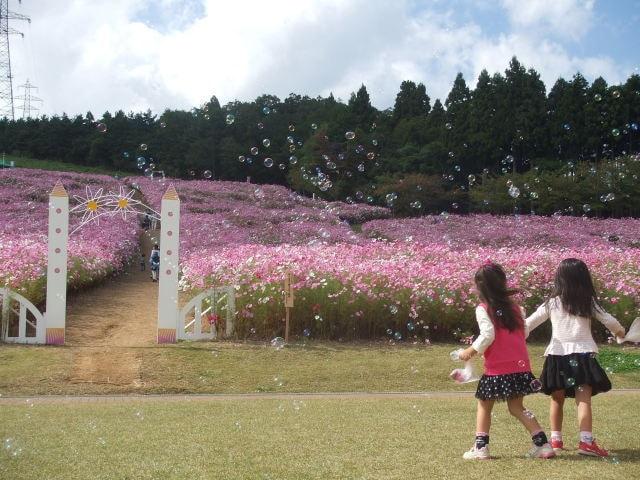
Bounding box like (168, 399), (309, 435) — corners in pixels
(578, 440), (609, 457)
(551, 439), (564, 451)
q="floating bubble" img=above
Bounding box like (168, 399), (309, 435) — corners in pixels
(289, 155), (298, 165)
(583, 204), (591, 213)
(453, 164), (460, 171)
(451, 202), (459, 210)
(445, 123), (452, 130)
(278, 163), (286, 170)
(523, 409), (536, 419)
(530, 379), (542, 392)
(410, 201), (422, 209)
(563, 123), (571, 131)
(367, 152), (375, 160)
(238, 155), (246, 163)
(262, 106), (271, 115)
(257, 122), (264, 130)
(612, 128), (620, 137)
(96, 123), (107, 133)
(251, 147), (259, 155)
(372, 139), (378, 146)
(386, 328), (393, 335)
(355, 145), (365, 154)
(144, 168), (153, 178)
(311, 123), (318, 130)
(136, 157), (146, 169)
(262, 138), (271, 148)
(140, 143), (148, 151)
(508, 185), (520, 198)
(160, 122), (166, 128)
(517, 360), (526, 368)
(345, 131), (355, 140)
(393, 331), (402, 341)
(123, 152), (130, 159)
(225, 114), (235, 125)
(303, 328), (311, 337)
(203, 170), (212, 179)
(468, 174), (476, 185)
(355, 191), (364, 200)
(289, 145), (296, 153)
(605, 366), (614, 374)
(270, 337), (285, 350)
(288, 124), (295, 132)
(366, 195), (374, 203)
(149, 162), (156, 170)
(273, 376), (284, 387)
(263, 158), (274, 168)
(594, 93), (602, 102)
(357, 163), (365, 172)
(389, 305), (398, 315)
(449, 152), (456, 159)
(407, 322), (415, 331)
(612, 90), (621, 99)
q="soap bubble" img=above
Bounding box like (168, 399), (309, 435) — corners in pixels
(251, 147), (259, 155)
(288, 124), (295, 132)
(311, 123), (318, 130)
(160, 121), (166, 128)
(257, 122), (264, 130)
(454, 164), (461, 172)
(263, 158), (274, 168)
(140, 143), (148, 151)
(372, 139), (378, 146)
(563, 123), (571, 131)
(263, 139), (271, 148)
(203, 170), (212, 179)
(445, 122), (452, 130)
(262, 106), (271, 115)
(566, 377), (576, 387)
(345, 131), (355, 140)
(530, 379), (542, 392)
(144, 168), (153, 178)
(136, 157), (146, 169)
(289, 155), (298, 165)
(612, 128), (620, 137)
(517, 360), (526, 368)
(225, 114), (235, 125)
(508, 185), (521, 198)
(389, 305), (398, 315)
(612, 90), (621, 99)
(468, 174), (476, 185)
(303, 328), (311, 337)
(594, 93), (602, 102)
(270, 337), (285, 350)
(393, 331), (402, 341)
(583, 204), (591, 213)
(357, 163), (365, 172)
(96, 123), (107, 133)
(386, 328), (393, 335)
(367, 152), (375, 160)
(407, 322), (415, 331)
(238, 155), (246, 163)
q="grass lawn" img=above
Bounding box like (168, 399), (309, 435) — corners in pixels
(1, 342), (639, 396)
(2, 155), (126, 176)
(1, 395), (639, 479)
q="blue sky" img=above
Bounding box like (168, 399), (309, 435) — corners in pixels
(9, 0), (640, 116)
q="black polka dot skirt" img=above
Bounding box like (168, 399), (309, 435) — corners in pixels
(475, 371), (538, 401)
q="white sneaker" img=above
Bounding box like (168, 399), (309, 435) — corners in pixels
(463, 445), (490, 460)
(528, 443), (556, 459)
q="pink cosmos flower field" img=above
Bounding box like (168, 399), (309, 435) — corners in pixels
(0, 169), (139, 304)
(133, 177), (640, 341)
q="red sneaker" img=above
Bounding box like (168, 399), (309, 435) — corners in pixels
(551, 439), (564, 451)
(578, 440), (609, 457)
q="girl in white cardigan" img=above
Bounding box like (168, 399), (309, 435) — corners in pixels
(525, 258), (625, 458)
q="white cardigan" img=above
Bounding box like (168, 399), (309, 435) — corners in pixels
(525, 297), (624, 356)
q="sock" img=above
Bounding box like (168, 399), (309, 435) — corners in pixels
(551, 431), (562, 442)
(580, 431), (593, 444)
(475, 432), (489, 449)
(531, 430), (548, 447)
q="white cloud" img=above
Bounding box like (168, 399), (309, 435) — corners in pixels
(6, 0), (629, 119)
(500, 0), (595, 41)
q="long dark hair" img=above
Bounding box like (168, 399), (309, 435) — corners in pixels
(474, 262), (522, 331)
(552, 258), (600, 319)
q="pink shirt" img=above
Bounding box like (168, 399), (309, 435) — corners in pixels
(472, 304), (532, 376)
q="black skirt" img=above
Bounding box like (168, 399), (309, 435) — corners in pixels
(539, 353), (611, 397)
(475, 371), (538, 401)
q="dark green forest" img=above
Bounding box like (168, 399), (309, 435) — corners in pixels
(2, 57), (639, 216)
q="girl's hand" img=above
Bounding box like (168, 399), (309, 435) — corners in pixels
(458, 347), (476, 362)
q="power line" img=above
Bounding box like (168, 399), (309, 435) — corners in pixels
(15, 77), (40, 118)
(0, 0), (31, 120)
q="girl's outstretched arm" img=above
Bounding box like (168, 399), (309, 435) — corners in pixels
(469, 305), (495, 355)
(525, 303), (550, 338)
(594, 305), (625, 338)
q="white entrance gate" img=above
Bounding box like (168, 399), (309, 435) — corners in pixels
(178, 287), (236, 340)
(0, 288), (46, 344)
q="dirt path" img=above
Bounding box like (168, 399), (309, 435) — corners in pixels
(65, 228), (160, 386)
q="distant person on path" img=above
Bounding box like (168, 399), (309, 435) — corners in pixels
(150, 244), (160, 282)
(525, 258), (625, 457)
(142, 213), (151, 231)
(458, 261), (555, 460)
(140, 252), (146, 271)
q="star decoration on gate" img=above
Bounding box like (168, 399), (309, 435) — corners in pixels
(70, 185), (160, 234)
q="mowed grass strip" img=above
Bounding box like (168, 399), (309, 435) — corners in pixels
(1, 343), (639, 396)
(1, 395), (639, 480)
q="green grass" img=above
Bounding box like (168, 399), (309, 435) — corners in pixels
(2, 155), (126, 176)
(1, 343), (638, 396)
(1, 395), (638, 479)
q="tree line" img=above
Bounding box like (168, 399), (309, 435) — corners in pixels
(1, 57), (639, 216)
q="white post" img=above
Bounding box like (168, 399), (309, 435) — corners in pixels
(157, 184), (180, 343)
(45, 181), (69, 345)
